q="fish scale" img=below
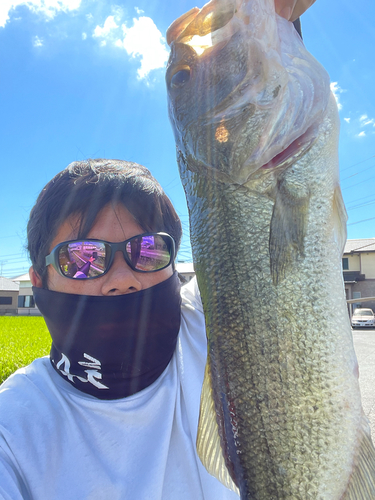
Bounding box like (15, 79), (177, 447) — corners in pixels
(167, 0), (375, 497)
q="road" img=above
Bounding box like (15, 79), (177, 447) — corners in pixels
(352, 328), (375, 442)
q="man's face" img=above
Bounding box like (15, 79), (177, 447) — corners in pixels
(31, 204), (173, 295)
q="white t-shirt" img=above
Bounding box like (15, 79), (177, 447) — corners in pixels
(0, 279), (239, 500)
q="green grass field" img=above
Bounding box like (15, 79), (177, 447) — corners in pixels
(0, 316), (51, 384)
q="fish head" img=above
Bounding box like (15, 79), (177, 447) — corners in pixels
(166, 0), (331, 184)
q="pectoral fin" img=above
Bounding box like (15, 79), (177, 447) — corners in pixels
(342, 416), (375, 499)
(197, 361), (240, 495)
(269, 175), (309, 285)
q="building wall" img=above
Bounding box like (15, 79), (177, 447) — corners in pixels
(351, 279), (375, 313)
(16, 283), (39, 313)
(18, 285), (33, 296)
(0, 291), (18, 314)
(345, 252), (375, 277)
(361, 253), (375, 279)
(346, 254), (360, 272)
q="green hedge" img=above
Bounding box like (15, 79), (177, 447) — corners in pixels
(0, 317), (50, 384)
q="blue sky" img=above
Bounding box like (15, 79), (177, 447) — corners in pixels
(0, 0), (374, 278)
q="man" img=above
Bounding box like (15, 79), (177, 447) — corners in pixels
(0, 159), (241, 499)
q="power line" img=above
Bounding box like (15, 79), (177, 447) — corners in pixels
(348, 216), (375, 226)
(342, 174), (375, 190)
(0, 234), (26, 240)
(346, 199), (375, 211)
(0, 263), (30, 270)
(0, 253), (27, 260)
(340, 154), (375, 173)
(341, 162), (375, 181)
(346, 193), (375, 206)
(3, 271), (30, 276)
(0, 257), (30, 264)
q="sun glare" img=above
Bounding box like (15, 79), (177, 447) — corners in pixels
(186, 33), (213, 56)
(215, 120), (229, 143)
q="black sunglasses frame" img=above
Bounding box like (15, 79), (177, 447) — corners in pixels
(45, 232), (176, 279)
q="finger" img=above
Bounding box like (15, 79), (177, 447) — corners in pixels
(275, 0), (297, 20)
(290, 0), (316, 22)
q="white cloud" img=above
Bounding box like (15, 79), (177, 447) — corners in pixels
(100, 40), (106, 47)
(93, 15), (118, 38)
(93, 13), (169, 80)
(359, 114), (375, 127)
(33, 35), (43, 46)
(82, 32), (87, 40)
(363, 119), (374, 126)
(346, 114), (375, 138)
(1, 0), (81, 28)
(135, 7), (144, 15)
(330, 82), (343, 111)
(120, 16), (169, 79)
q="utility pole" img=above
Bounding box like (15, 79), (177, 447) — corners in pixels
(0, 260), (8, 276)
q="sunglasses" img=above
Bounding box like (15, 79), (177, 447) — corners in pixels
(45, 232), (175, 279)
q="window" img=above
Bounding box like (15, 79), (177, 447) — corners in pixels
(0, 297), (12, 305)
(353, 309), (374, 317)
(352, 291), (362, 312)
(342, 258), (349, 270)
(18, 295), (35, 308)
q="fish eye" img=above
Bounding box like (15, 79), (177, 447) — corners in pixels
(171, 68), (191, 89)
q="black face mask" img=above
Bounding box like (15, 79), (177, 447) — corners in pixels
(33, 272), (181, 400)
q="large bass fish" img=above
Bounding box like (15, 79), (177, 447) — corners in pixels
(166, 0), (375, 498)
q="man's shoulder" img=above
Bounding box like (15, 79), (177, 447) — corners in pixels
(178, 277), (207, 358)
(0, 357), (55, 415)
(180, 276), (203, 313)
(1, 356), (51, 386)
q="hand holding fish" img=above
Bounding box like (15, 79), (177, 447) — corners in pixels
(275, 0), (316, 21)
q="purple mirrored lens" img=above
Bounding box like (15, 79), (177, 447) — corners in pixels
(58, 241), (107, 278)
(126, 235), (171, 271)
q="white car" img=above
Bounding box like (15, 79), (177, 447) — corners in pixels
(351, 308), (375, 329)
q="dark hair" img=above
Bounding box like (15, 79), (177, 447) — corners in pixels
(27, 159), (182, 288)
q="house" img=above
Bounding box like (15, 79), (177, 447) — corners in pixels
(12, 273), (40, 316)
(0, 277), (19, 315)
(343, 239), (375, 315)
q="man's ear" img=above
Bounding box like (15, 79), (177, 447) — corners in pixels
(29, 266), (43, 288)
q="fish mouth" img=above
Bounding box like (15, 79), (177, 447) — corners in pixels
(166, 0), (237, 54)
(260, 124), (318, 172)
